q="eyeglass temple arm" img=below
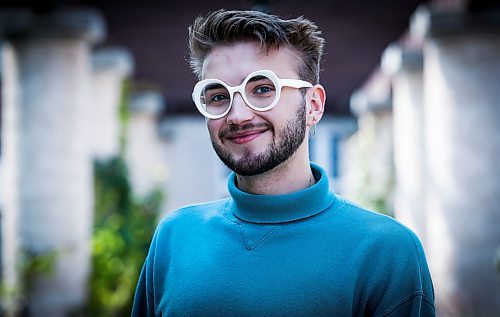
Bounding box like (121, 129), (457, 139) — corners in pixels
(280, 79), (313, 88)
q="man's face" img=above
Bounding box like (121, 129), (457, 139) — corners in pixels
(201, 42), (308, 176)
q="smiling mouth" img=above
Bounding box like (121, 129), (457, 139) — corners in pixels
(226, 129), (269, 144)
(220, 122), (272, 145)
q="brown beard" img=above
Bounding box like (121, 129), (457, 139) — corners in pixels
(210, 99), (306, 176)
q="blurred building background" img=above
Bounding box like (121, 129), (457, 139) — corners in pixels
(0, 0), (499, 316)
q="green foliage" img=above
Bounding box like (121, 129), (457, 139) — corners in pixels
(345, 114), (395, 216)
(78, 79), (163, 316)
(0, 246), (60, 316)
(118, 80), (131, 157)
(20, 247), (60, 294)
(354, 168), (394, 216)
(84, 157), (162, 317)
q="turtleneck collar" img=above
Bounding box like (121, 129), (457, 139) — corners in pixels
(227, 162), (336, 224)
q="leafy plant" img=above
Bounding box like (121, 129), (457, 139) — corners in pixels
(84, 157), (162, 317)
(82, 80), (163, 316)
(0, 246), (60, 317)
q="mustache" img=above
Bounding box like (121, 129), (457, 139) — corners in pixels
(219, 122), (273, 139)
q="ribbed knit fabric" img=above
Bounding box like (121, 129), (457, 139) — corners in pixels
(132, 163), (435, 316)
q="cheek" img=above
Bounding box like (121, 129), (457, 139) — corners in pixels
(267, 102), (293, 123)
(207, 120), (223, 139)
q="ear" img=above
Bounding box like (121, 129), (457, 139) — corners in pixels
(306, 84), (326, 127)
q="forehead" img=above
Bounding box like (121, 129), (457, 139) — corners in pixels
(201, 41), (300, 84)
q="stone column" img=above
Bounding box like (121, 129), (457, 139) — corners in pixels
(126, 90), (168, 198)
(159, 116), (226, 214)
(412, 6), (500, 316)
(90, 47), (133, 160)
(0, 8), (105, 316)
(382, 41), (426, 244)
(0, 41), (22, 315)
(347, 69), (394, 214)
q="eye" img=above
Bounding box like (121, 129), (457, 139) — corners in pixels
(254, 85), (274, 94)
(202, 83), (230, 106)
(211, 94), (229, 102)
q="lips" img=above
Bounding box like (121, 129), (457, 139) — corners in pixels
(226, 129), (268, 144)
(219, 122), (272, 145)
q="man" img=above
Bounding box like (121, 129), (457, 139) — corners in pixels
(132, 9), (435, 316)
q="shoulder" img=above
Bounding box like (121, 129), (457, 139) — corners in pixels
(159, 198), (229, 224)
(153, 198), (230, 237)
(336, 198), (435, 311)
(144, 198), (230, 260)
(335, 196), (429, 275)
(339, 197), (423, 249)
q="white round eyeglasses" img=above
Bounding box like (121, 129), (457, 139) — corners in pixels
(192, 69), (313, 119)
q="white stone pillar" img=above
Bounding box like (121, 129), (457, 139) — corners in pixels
(159, 116), (225, 214)
(126, 91), (168, 199)
(382, 41), (426, 244)
(347, 69), (394, 214)
(1, 8), (105, 317)
(0, 41), (22, 315)
(413, 6), (500, 316)
(90, 48), (133, 160)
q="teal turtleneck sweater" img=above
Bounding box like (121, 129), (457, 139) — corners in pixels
(132, 163), (435, 316)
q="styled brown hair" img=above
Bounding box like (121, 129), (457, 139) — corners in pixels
(188, 9), (325, 84)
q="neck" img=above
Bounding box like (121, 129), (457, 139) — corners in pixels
(235, 147), (314, 195)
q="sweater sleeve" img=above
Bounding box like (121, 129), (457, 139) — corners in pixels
(131, 220), (163, 317)
(131, 216), (173, 317)
(131, 257), (155, 317)
(383, 293), (435, 316)
(366, 220), (436, 317)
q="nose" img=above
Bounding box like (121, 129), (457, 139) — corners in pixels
(225, 92), (254, 125)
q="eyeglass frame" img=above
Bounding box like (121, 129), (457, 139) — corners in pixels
(192, 69), (313, 119)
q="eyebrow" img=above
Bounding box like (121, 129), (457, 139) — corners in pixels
(247, 75), (269, 83)
(203, 83), (226, 91)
